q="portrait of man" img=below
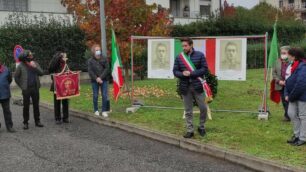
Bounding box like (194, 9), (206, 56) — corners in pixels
(148, 39), (175, 79)
(216, 38), (247, 81)
(220, 41), (241, 71)
(151, 42), (170, 70)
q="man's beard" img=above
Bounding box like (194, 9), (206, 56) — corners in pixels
(184, 49), (191, 54)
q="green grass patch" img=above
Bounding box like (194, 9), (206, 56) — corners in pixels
(13, 69), (306, 169)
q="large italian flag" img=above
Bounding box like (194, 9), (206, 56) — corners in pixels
(111, 29), (124, 102)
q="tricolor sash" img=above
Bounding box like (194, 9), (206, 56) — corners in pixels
(179, 52), (213, 103)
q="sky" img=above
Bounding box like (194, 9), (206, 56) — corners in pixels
(226, 0), (260, 9)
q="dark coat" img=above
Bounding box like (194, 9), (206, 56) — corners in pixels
(0, 66), (12, 100)
(173, 49), (208, 95)
(14, 62), (44, 91)
(285, 61), (306, 102)
(87, 56), (110, 82)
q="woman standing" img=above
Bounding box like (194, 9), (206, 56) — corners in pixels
(48, 48), (69, 124)
(285, 48), (306, 146)
(272, 46), (291, 121)
(0, 61), (15, 132)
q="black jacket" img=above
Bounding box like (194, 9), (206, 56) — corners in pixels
(87, 56), (110, 82)
(173, 50), (208, 95)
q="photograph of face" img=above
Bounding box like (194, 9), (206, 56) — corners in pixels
(216, 38), (247, 81)
(220, 41), (242, 71)
(152, 42), (170, 70)
(148, 39), (175, 79)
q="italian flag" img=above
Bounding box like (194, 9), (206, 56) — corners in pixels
(111, 29), (124, 102)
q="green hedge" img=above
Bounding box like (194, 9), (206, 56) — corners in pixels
(0, 13), (87, 72)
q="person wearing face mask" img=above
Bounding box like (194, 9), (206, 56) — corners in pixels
(284, 48), (306, 146)
(14, 50), (44, 130)
(48, 47), (70, 124)
(0, 61), (16, 133)
(88, 44), (110, 117)
(272, 46), (291, 121)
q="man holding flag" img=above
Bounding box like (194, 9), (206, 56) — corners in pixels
(173, 37), (209, 138)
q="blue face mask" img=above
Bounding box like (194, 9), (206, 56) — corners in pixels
(95, 50), (101, 56)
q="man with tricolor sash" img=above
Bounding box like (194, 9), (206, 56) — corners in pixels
(173, 37), (209, 138)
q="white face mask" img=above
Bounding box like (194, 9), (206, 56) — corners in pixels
(95, 50), (101, 56)
(281, 54), (288, 60)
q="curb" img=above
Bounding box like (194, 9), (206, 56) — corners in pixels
(12, 97), (305, 172)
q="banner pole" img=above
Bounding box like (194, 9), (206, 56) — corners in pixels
(131, 37), (134, 105)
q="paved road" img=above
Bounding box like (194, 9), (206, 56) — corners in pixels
(0, 103), (254, 172)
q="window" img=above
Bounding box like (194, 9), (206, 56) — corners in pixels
(200, 5), (210, 17)
(279, 0), (283, 8)
(0, 0), (28, 11)
(170, 0), (180, 17)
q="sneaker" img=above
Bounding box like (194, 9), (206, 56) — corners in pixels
(102, 112), (108, 117)
(94, 111), (100, 116)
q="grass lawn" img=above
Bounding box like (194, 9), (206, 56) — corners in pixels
(13, 69), (306, 169)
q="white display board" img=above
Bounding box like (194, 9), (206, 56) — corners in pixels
(148, 39), (175, 79)
(216, 38), (247, 81)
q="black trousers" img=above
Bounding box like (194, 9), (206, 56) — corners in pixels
(22, 87), (40, 124)
(0, 99), (13, 129)
(53, 94), (69, 121)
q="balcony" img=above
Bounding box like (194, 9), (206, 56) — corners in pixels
(170, 10), (209, 25)
(0, 11), (74, 26)
(295, 2), (306, 11)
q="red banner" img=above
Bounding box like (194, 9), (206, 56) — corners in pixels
(54, 71), (80, 100)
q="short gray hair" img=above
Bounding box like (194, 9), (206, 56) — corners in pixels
(280, 46), (291, 51)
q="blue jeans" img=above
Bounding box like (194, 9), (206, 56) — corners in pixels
(91, 81), (109, 112)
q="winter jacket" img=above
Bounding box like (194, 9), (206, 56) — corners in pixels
(0, 66), (12, 100)
(87, 56), (110, 82)
(14, 62), (44, 91)
(285, 61), (306, 102)
(173, 49), (208, 95)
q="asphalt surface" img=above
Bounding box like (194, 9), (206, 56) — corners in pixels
(0, 102), (254, 172)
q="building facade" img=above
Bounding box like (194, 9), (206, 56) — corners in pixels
(146, 0), (221, 25)
(260, 0), (306, 21)
(0, 0), (73, 26)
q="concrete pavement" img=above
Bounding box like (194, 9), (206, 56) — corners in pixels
(0, 102), (254, 172)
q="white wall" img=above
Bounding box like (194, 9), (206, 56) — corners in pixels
(210, 0), (221, 13)
(146, 0), (170, 8)
(28, 0), (67, 13)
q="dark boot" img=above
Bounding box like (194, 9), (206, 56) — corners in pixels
(287, 135), (299, 144)
(294, 140), (306, 146)
(183, 132), (194, 138)
(198, 127), (206, 137)
(62, 118), (69, 123)
(35, 121), (44, 127)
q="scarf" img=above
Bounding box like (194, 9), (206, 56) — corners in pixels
(291, 60), (300, 73)
(178, 52), (213, 102)
(0, 64), (5, 73)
